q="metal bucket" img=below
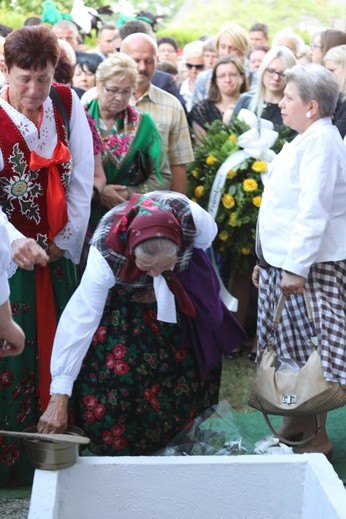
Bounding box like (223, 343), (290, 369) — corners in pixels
(23, 426), (84, 471)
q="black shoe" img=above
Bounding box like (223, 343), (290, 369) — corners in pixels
(225, 351), (241, 360)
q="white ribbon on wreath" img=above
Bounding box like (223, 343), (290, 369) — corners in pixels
(207, 109), (279, 312)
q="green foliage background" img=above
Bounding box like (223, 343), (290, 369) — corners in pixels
(0, 0), (344, 43)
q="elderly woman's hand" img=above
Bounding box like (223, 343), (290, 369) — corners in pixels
(38, 394), (69, 434)
(100, 184), (128, 209)
(12, 238), (49, 270)
(281, 271), (305, 296)
(252, 265), (261, 288)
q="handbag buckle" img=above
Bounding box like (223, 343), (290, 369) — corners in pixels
(281, 394), (297, 405)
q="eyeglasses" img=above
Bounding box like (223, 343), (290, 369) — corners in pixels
(186, 63), (204, 70)
(216, 72), (241, 79)
(103, 85), (132, 97)
(265, 68), (286, 80)
(310, 43), (322, 50)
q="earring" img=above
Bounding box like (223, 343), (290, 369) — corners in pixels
(306, 111), (311, 118)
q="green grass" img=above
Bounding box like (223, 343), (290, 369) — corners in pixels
(219, 353), (257, 413)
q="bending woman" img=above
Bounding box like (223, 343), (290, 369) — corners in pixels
(39, 191), (245, 455)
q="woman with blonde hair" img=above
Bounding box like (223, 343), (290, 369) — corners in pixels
(323, 44), (346, 138)
(233, 45), (297, 128)
(191, 22), (250, 108)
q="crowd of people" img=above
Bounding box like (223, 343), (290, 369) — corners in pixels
(1, 13), (346, 486)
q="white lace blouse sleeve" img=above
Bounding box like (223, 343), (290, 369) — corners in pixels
(54, 90), (94, 264)
(189, 199), (217, 249)
(50, 246), (115, 396)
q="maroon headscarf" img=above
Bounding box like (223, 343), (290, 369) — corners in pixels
(105, 193), (183, 281)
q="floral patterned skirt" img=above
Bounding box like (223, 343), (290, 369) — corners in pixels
(0, 259), (78, 486)
(74, 291), (221, 456)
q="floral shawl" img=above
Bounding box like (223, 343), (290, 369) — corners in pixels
(86, 99), (162, 184)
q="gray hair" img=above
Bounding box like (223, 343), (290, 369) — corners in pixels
(135, 238), (179, 258)
(202, 36), (216, 53)
(272, 28), (305, 56)
(285, 63), (339, 117)
(95, 52), (138, 88)
(52, 20), (79, 36)
(250, 45), (297, 116)
(182, 40), (204, 60)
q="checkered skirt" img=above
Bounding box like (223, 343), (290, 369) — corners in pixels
(257, 261), (346, 385)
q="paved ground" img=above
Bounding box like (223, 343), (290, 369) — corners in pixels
(0, 497), (30, 518)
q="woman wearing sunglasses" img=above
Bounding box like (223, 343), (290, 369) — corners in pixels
(179, 41), (205, 112)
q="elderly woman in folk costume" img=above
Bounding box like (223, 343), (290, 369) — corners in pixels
(38, 191), (245, 456)
(0, 25), (94, 485)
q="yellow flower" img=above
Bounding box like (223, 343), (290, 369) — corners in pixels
(219, 230), (229, 241)
(241, 247), (251, 255)
(252, 195), (262, 207)
(192, 168), (200, 178)
(243, 178), (258, 192)
(228, 212), (237, 227)
(228, 134), (237, 143)
(194, 185), (205, 198)
(206, 155), (217, 166)
(227, 169), (237, 179)
(252, 161), (267, 173)
(222, 193), (235, 209)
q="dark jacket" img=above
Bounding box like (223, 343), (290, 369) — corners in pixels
(152, 70), (179, 99)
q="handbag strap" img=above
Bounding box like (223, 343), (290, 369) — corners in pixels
(261, 411), (321, 446)
(273, 291), (314, 325)
(270, 291), (317, 349)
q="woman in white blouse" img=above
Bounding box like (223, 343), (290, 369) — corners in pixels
(0, 25), (93, 486)
(252, 64), (346, 459)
